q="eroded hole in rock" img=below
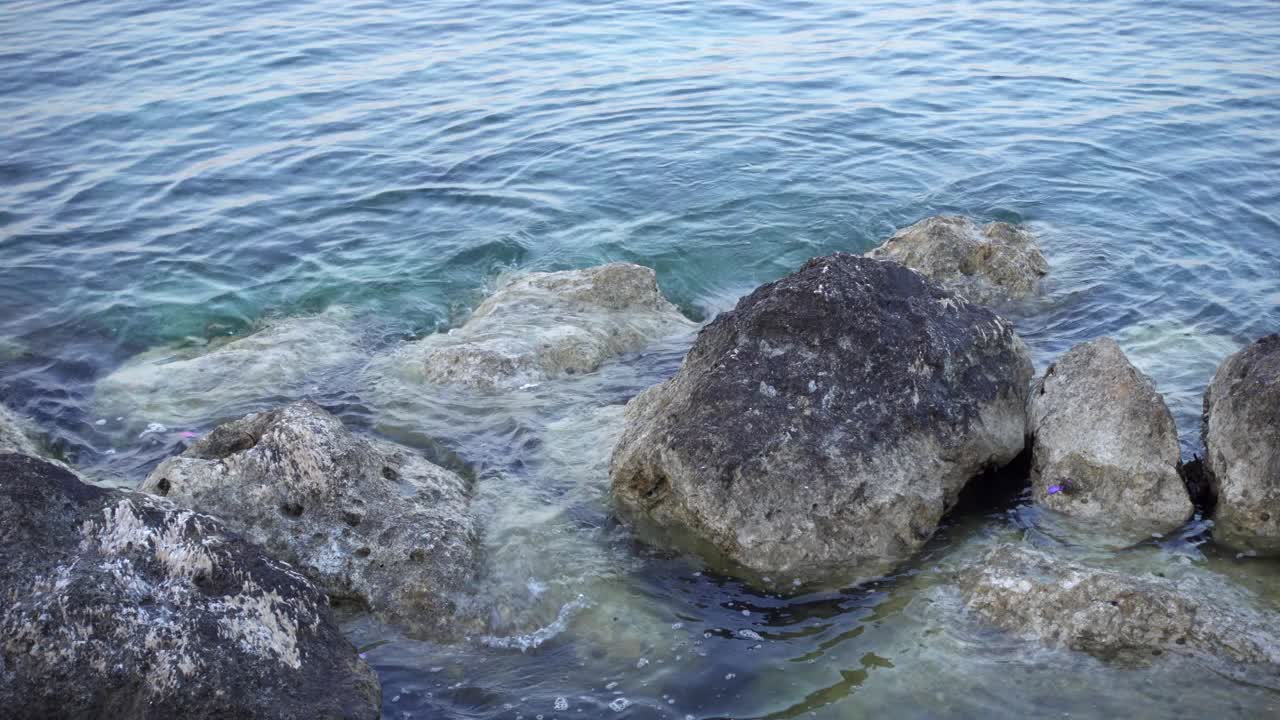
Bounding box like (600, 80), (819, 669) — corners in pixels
(280, 501), (304, 518)
(381, 466), (399, 482)
(951, 442), (1032, 515)
(343, 511), (363, 527)
(640, 471), (670, 508)
(155, 478), (171, 496)
(409, 548), (426, 562)
(354, 547), (371, 558)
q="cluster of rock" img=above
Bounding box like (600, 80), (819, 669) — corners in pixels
(3, 261), (695, 716)
(5, 213), (1279, 713)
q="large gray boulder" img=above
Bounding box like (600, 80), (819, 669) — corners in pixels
(142, 400), (478, 638)
(0, 453), (380, 719)
(95, 307), (362, 427)
(0, 402), (37, 455)
(961, 543), (1280, 668)
(610, 254), (1033, 586)
(1029, 337), (1192, 537)
(1203, 334), (1280, 554)
(867, 216), (1048, 305)
(372, 263), (695, 392)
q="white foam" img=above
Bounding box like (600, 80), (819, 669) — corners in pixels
(478, 594), (591, 652)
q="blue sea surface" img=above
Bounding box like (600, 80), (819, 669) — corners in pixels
(2, 0), (1280, 718)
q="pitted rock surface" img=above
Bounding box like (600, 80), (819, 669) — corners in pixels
(867, 215), (1047, 305)
(143, 400), (478, 638)
(0, 453), (380, 720)
(1203, 334), (1280, 554)
(610, 253), (1032, 586)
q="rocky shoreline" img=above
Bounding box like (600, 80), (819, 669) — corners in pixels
(3, 216), (1278, 716)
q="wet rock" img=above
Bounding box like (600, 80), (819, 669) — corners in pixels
(1203, 334), (1280, 554)
(0, 403), (37, 456)
(95, 307), (362, 427)
(867, 216), (1047, 305)
(610, 254), (1033, 585)
(142, 400), (478, 638)
(372, 263), (695, 392)
(0, 453), (380, 719)
(1029, 337), (1192, 537)
(960, 543), (1280, 668)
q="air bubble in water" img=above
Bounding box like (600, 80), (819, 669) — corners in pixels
(609, 698), (631, 712)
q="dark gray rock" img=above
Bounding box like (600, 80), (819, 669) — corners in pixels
(1029, 337), (1192, 538)
(867, 216), (1048, 305)
(0, 453), (380, 719)
(1203, 334), (1280, 554)
(610, 254), (1033, 585)
(143, 400), (479, 639)
(961, 543), (1280, 668)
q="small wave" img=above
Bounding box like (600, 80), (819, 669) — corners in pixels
(477, 594), (591, 652)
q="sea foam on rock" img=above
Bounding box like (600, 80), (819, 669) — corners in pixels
(1029, 337), (1192, 538)
(961, 543), (1280, 669)
(142, 400), (478, 639)
(1203, 334), (1280, 554)
(0, 402), (38, 456)
(867, 216), (1047, 305)
(610, 253), (1033, 586)
(95, 307), (363, 427)
(371, 263), (695, 392)
(0, 453), (380, 719)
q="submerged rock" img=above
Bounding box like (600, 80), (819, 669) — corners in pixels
(0, 453), (380, 719)
(95, 307), (363, 427)
(1029, 337), (1192, 537)
(142, 400), (478, 638)
(0, 402), (38, 456)
(372, 263), (695, 392)
(867, 216), (1047, 305)
(1203, 334), (1280, 554)
(960, 543), (1280, 668)
(610, 254), (1032, 585)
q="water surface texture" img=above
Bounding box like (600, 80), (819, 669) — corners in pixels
(2, 0), (1280, 718)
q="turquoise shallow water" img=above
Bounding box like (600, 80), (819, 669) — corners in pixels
(3, 0), (1280, 717)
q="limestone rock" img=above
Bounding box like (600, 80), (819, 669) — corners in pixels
(95, 307), (362, 427)
(961, 543), (1280, 668)
(610, 253), (1032, 586)
(0, 453), (380, 719)
(1203, 334), (1280, 554)
(373, 263), (695, 392)
(1029, 337), (1192, 537)
(143, 400), (478, 638)
(0, 403), (37, 456)
(867, 216), (1047, 305)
